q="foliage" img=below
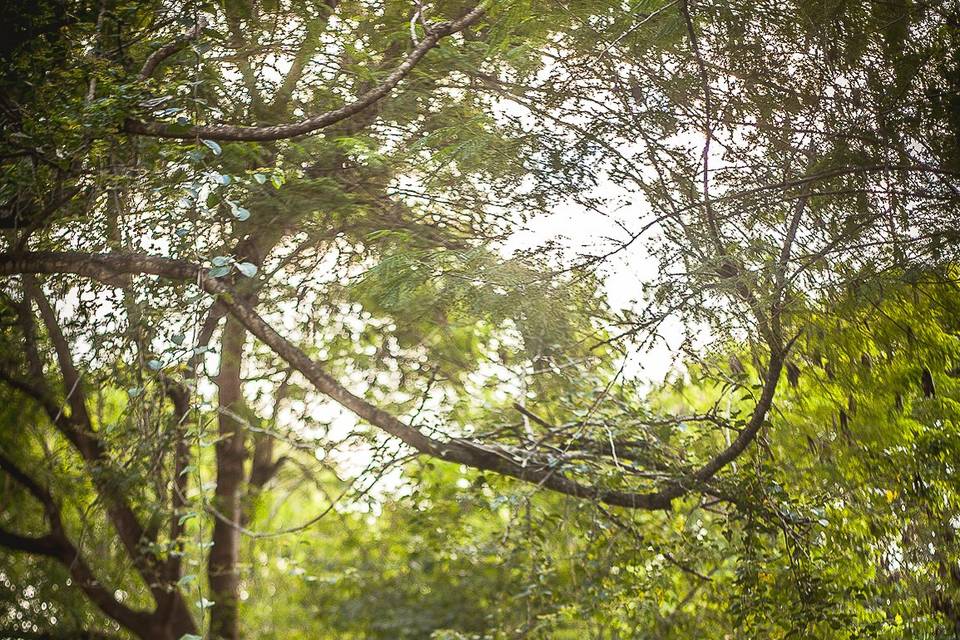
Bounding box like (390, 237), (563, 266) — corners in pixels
(0, 0), (959, 639)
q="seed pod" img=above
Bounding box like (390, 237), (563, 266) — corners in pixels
(786, 362), (800, 388)
(716, 257), (740, 279)
(839, 409), (850, 442)
(629, 76), (645, 104)
(921, 367), (936, 398)
(728, 354), (746, 378)
(810, 348), (823, 368)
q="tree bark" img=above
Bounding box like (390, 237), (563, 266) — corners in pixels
(208, 316), (247, 640)
(0, 251), (789, 512)
(121, 4), (487, 141)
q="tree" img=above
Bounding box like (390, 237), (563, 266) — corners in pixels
(1, 0), (959, 638)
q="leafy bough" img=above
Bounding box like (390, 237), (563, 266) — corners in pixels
(0, 250), (789, 511)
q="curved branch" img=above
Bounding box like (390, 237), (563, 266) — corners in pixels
(21, 282), (165, 583)
(0, 452), (155, 636)
(9, 286), (198, 636)
(0, 250), (783, 510)
(123, 4), (487, 141)
(138, 19), (207, 80)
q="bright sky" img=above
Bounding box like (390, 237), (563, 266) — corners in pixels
(502, 186), (686, 384)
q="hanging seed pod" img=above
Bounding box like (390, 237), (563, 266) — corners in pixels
(921, 367), (936, 398)
(786, 362), (800, 388)
(715, 257), (741, 279)
(811, 348), (823, 368)
(839, 409), (851, 443)
(728, 354), (746, 378)
(629, 76), (645, 104)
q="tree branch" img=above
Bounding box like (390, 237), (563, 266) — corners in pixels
(0, 631), (125, 640)
(270, 1), (339, 112)
(11, 283), (197, 634)
(137, 19), (206, 80)
(0, 250), (783, 511)
(24, 277), (94, 431)
(0, 452), (156, 636)
(122, 4), (488, 141)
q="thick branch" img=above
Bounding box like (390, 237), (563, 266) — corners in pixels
(0, 251), (783, 510)
(25, 278), (94, 430)
(138, 20), (206, 80)
(0, 631), (124, 640)
(0, 528), (61, 559)
(13, 284), (197, 635)
(160, 379), (190, 583)
(23, 283), (162, 581)
(155, 379), (197, 637)
(122, 4), (487, 141)
(0, 453), (155, 636)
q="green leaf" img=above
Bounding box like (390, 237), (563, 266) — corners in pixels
(195, 598), (215, 610)
(211, 256), (230, 267)
(209, 265), (231, 278)
(147, 359), (162, 371)
(127, 387), (143, 398)
(225, 200), (250, 221)
(236, 262), (257, 277)
(270, 173), (284, 189)
(201, 139), (222, 155)
(171, 333), (185, 346)
(201, 26), (227, 40)
(253, 173), (267, 184)
(179, 635), (202, 640)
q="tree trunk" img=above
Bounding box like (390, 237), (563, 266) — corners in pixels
(208, 317), (247, 639)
